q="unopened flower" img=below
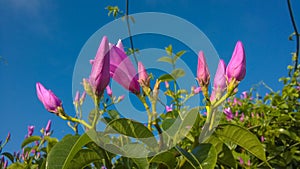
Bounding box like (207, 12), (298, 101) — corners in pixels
(106, 85), (113, 97)
(239, 157), (244, 165)
(224, 108), (233, 121)
(213, 59), (226, 92)
(27, 126), (35, 137)
(138, 61), (150, 88)
(226, 41), (246, 82)
(165, 81), (170, 89)
(45, 120), (51, 136)
(196, 51), (210, 86)
(110, 40), (140, 94)
(240, 113), (245, 122)
(193, 86), (202, 94)
(89, 36), (110, 96)
(261, 136), (265, 142)
(36, 82), (63, 115)
(166, 105), (173, 112)
(5, 132), (10, 141)
(241, 91), (248, 99)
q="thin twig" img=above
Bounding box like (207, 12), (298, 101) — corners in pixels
(287, 0), (299, 71)
(125, 0), (138, 66)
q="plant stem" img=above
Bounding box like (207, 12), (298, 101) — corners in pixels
(287, 0), (299, 71)
(138, 95), (152, 131)
(125, 0), (138, 66)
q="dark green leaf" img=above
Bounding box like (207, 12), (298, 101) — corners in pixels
(46, 133), (93, 169)
(70, 149), (104, 169)
(191, 143), (217, 169)
(104, 118), (158, 148)
(149, 151), (176, 169)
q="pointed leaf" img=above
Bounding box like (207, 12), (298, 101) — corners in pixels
(70, 149), (104, 169)
(191, 143), (217, 169)
(165, 45), (173, 56)
(174, 50), (186, 61)
(46, 133), (93, 169)
(157, 56), (173, 64)
(104, 118), (158, 148)
(171, 68), (185, 79)
(215, 124), (269, 165)
(149, 151), (176, 169)
(158, 74), (174, 81)
(21, 136), (41, 148)
(175, 146), (202, 168)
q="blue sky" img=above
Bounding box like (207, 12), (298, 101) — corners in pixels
(0, 0), (299, 153)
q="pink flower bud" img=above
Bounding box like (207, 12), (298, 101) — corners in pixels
(138, 62), (150, 87)
(224, 108), (233, 121)
(226, 41), (246, 82)
(36, 82), (62, 114)
(239, 157), (244, 165)
(74, 91), (80, 103)
(213, 59), (226, 91)
(110, 40), (140, 95)
(240, 113), (245, 122)
(106, 85), (112, 97)
(80, 91), (86, 104)
(196, 51), (210, 86)
(89, 36), (110, 96)
(6, 132), (11, 141)
(193, 86), (202, 94)
(165, 81), (170, 89)
(27, 126), (34, 137)
(166, 105), (173, 112)
(45, 120), (51, 135)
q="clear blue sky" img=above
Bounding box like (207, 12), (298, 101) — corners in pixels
(0, 0), (299, 153)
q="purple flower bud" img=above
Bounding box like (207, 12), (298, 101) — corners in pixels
(45, 120), (51, 135)
(36, 82), (62, 115)
(5, 132), (10, 141)
(80, 91), (86, 104)
(106, 85), (112, 97)
(27, 126), (34, 137)
(226, 41), (246, 82)
(247, 160), (251, 166)
(261, 136), (265, 142)
(89, 36), (110, 96)
(196, 51), (210, 86)
(138, 62), (150, 87)
(193, 86), (202, 94)
(213, 59), (226, 92)
(109, 40), (140, 95)
(3, 160), (7, 169)
(239, 157), (244, 165)
(165, 81), (170, 89)
(224, 108), (233, 121)
(241, 91), (248, 99)
(74, 91), (80, 103)
(240, 113), (244, 122)
(166, 105), (173, 112)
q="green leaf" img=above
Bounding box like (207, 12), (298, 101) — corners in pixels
(165, 44), (173, 56)
(174, 50), (186, 61)
(46, 133), (93, 169)
(107, 110), (120, 120)
(175, 146), (202, 168)
(149, 151), (176, 169)
(8, 162), (26, 169)
(70, 149), (104, 169)
(44, 136), (59, 153)
(21, 136), (41, 148)
(104, 118), (158, 148)
(157, 56), (173, 64)
(205, 135), (236, 168)
(171, 68), (185, 79)
(1, 152), (14, 163)
(158, 74), (174, 81)
(215, 124), (270, 166)
(191, 143), (217, 169)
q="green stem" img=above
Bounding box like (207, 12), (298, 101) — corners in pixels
(138, 95), (152, 131)
(60, 115), (92, 130)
